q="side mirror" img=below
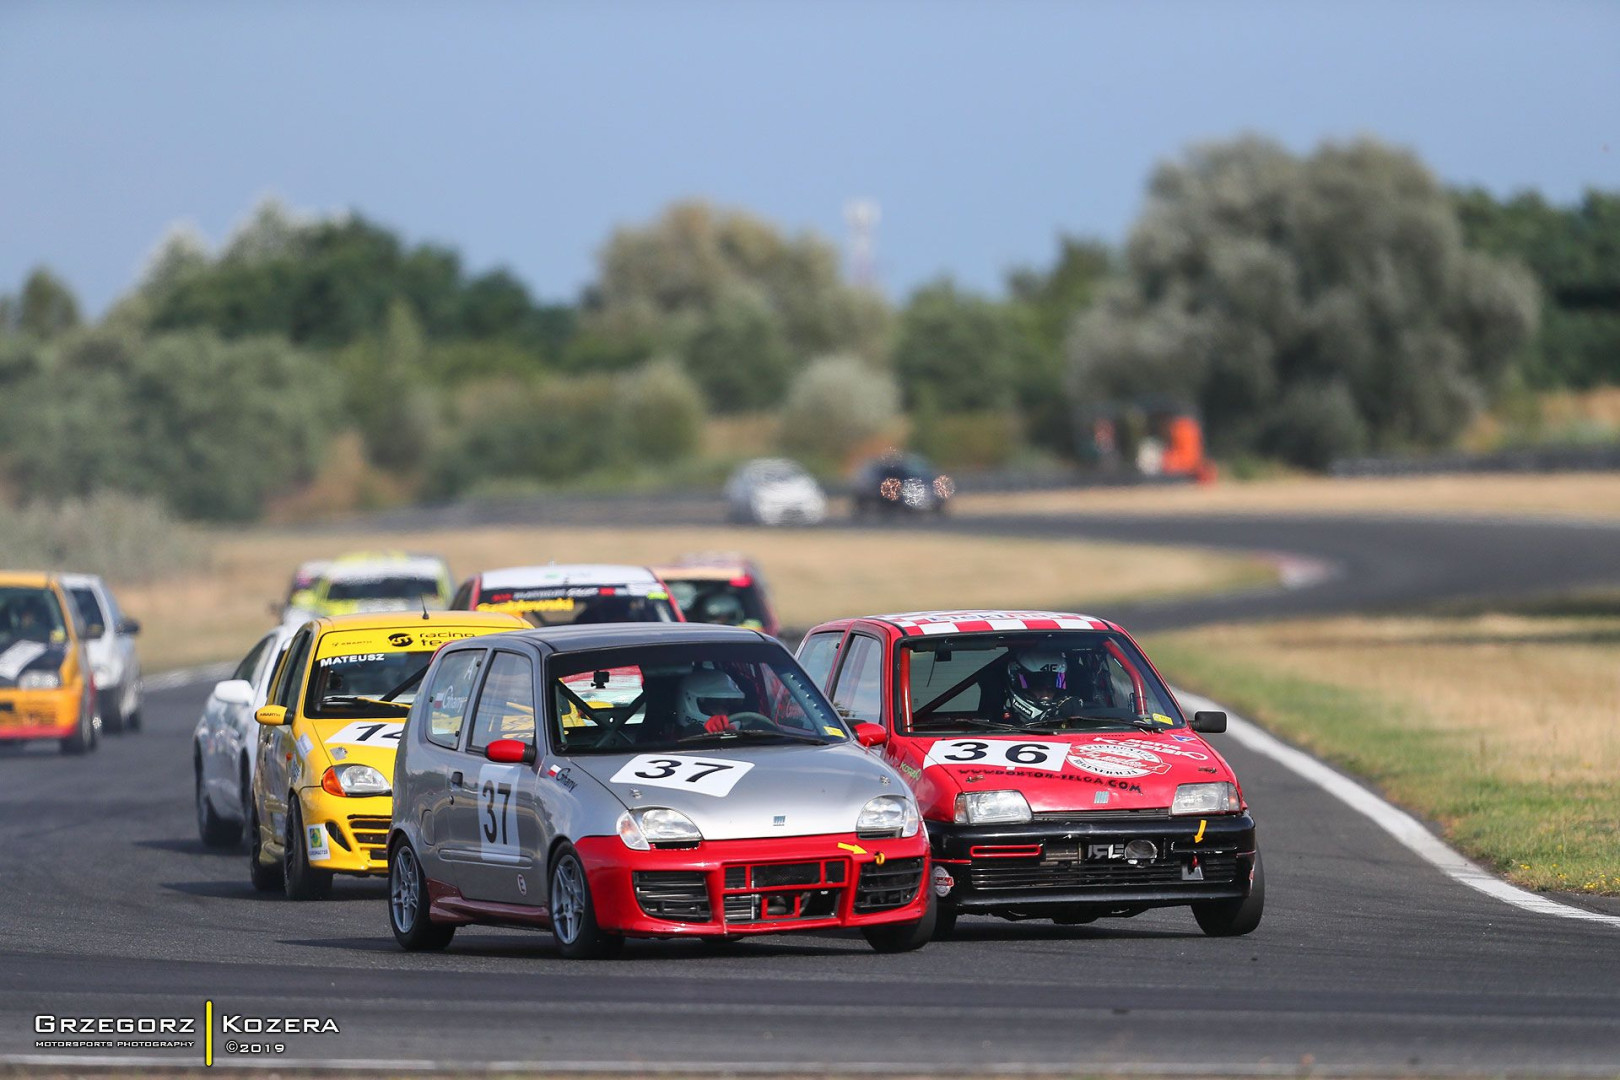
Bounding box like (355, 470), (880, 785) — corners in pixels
(255, 705), (289, 727)
(84, 623), (106, 640)
(119, 617), (141, 636)
(1191, 710), (1227, 734)
(213, 679), (255, 707)
(853, 722), (889, 748)
(486, 738), (536, 764)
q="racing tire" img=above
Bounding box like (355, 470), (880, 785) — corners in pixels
(389, 842), (455, 951)
(102, 701), (125, 735)
(863, 891), (937, 953)
(1193, 851), (1265, 937)
(549, 843), (622, 960)
(59, 691), (98, 755)
(932, 901), (959, 941)
(283, 801), (333, 901)
(247, 802), (284, 893)
(196, 762), (241, 848)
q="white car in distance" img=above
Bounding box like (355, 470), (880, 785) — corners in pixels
(725, 458), (827, 526)
(57, 573), (143, 734)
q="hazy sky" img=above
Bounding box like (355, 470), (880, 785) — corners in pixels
(4, 0), (1616, 314)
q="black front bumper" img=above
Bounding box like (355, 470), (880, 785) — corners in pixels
(930, 811), (1257, 914)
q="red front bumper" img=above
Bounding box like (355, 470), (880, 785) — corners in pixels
(576, 831), (929, 938)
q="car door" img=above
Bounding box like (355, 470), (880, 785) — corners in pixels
(409, 648), (487, 880)
(459, 649), (542, 904)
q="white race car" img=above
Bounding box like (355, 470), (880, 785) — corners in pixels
(192, 619), (298, 847)
(57, 572), (143, 734)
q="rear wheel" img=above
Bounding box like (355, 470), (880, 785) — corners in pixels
(389, 842), (455, 951)
(1193, 851), (1265, 937)
(549, 843), (621, 959)
(195, 760), (241, 848)
(247, 801), (283, 893)
(283, 801), (333, 901)
(863, 891), (937, 953)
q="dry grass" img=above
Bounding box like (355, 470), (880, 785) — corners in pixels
(120, 524), (1273, 672)
(1150, 611), (1620, 894)
(955, 472), (1620, 522)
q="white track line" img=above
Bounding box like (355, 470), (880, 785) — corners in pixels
(1178, 689), (1620, 928)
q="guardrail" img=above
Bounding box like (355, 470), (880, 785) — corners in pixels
(1332, 444), (1620, 477)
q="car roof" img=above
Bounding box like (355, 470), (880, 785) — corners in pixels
(323, 556), (448, 581)
(305, 610), (527, 634)
(477, 564), (662, 589)
(53, 572), (106, 589)
(0, 571), (54, 589)
(648, 564), (749, 581)
(464, 621), (768, 654)
(868, 610), (1117, 637)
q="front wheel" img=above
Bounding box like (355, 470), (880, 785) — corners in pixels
(389, 842), (455, 951)
(283, 801), (333, 901)
(549, 843), (621, 959)
(59, 691), (97, 755)
(1193, 851), (1265, 937)
(863, 891), (936, 953)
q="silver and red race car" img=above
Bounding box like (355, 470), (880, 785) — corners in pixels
(797, 609), (1262, 938)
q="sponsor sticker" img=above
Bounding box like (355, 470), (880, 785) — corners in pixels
(323, 721), (404, 747)
(304, 824), (331, 862)
(1066, 742), (1173, 779)
(0, 641), (48, 680)
(296, 734), (314, 757)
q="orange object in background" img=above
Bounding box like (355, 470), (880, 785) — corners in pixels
(1160, 414), (1206, 476)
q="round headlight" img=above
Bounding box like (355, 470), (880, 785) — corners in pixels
(953, 790), (1032, 825)
(332, 764), (391, 796)
(856, 794), (920, 838)
(18, 671), (62, 690)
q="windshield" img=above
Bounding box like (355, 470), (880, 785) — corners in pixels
(324, 575), (442, 603)
(901, 631), (1182, 734)
(477, 585), (678, 627)
(304, 649), (433, 718)
(549, 641), (847, 754)
(0, 586), (68, 646)
(67, 588), (103, 632)
(664, 578), (768, 630)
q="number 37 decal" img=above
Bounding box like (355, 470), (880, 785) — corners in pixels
(609, 754), (755, 797)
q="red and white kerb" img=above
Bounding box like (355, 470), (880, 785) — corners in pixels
(881, 611), (1109, 637)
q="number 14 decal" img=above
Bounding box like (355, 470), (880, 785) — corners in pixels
(609, 754), (755, 797)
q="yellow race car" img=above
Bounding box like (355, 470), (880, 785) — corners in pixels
(248, 609), (527, 899)
(0, 572), (99, 754)
(289, 552), (454, 619)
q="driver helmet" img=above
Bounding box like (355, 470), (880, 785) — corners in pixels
(699, 593), (746, 626)
(678, 668), (746, 723)
(1007, 649), (1067, 723)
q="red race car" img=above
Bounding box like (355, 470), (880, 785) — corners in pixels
(796, 609), (1262, 938)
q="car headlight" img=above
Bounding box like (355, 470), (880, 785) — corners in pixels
(18, 671), (61, 690)
(856, 794), (920, 838)
(953, 790), (1032, 825)
(1171, 782), (1241, 815)
(616, 808), (703, 850)
(322, 764), (391, 797)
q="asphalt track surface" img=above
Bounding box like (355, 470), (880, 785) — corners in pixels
(3, 509), (1620, 1075)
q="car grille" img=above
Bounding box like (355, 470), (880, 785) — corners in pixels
(853, 857), (924, 913)
(347, 816), (390, 847)
(968, 842), (1238, 891)
(722, 859), (848, 924)
(633, 871), (712, 922)
(1033, 809), (1172, 823)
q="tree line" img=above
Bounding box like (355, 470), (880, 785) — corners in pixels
(1, 134), (1615, 520)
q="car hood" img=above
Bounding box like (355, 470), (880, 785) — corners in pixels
(908, 729), (1237, 816)
(297, 716), (405, 780)
(0, 641), (68, 689)
(568, 741), (903, 840)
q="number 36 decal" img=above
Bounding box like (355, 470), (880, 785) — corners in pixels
(922, 738), (1072, 773)
(609, 754), (755, 797)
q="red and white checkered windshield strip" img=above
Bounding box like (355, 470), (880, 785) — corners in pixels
(883, 611), (1107, 636)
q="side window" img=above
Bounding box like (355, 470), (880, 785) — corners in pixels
(68, 588), (104, 635)
(796, 631), (843, 690)
(829, 634), (885, 724)
(468, 652), (538, 753)
(424, 650), (484, 750)
(451, 579), (474, 610)
(231, 634), (273, 684)
(273, 631), (314, 710)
